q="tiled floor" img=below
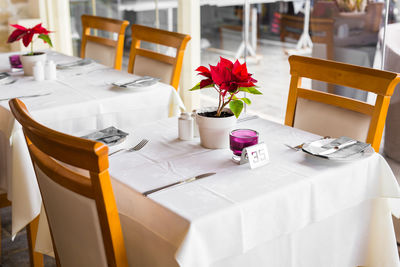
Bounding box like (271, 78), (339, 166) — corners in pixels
(0, 206), (56, 266)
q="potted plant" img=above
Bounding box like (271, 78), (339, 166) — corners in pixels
(190, 57), (261, 149)
(7, 23), (53, 76)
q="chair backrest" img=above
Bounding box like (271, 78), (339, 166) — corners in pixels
(280, 15), (335, 61)
(81, 14), (129, 70)
(9, 98), (128, 267)
(365, 2), (384, 32)
(285, 55), (400, 151)
(312, 1), (340, 18)
(128, 24), (191, 90)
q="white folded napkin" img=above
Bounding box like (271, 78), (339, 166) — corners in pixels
(80, 126), (129, 146)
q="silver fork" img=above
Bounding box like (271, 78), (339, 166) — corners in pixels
(285, 136), (331, 151)
(108, 139), (149, 156)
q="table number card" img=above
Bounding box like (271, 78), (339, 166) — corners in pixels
(240, 143), (269, 169)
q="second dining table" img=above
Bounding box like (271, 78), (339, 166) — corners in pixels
(36, 116), (400, 267)
(0, 51), (184, 239)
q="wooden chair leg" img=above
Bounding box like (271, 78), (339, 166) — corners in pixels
(27, 216), (44, 267)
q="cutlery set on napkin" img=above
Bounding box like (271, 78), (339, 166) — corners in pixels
(300, 136), (372, 160)
(0, 72), (16, 85)
(81, 126), (129, 146)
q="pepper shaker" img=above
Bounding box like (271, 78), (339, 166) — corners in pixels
(178, 112), (193, 141)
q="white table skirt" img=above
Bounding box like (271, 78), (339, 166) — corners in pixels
(36, 117), (400, 266)
(0, 51), (184, 238)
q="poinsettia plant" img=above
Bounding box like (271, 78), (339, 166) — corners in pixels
(7, 23), (53, 55)
(190, 57), (261, 118)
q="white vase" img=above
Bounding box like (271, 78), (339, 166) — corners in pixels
(20, 52), (47, 76)
(196, 108), (237, 149)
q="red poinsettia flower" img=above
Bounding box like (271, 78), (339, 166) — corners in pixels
(196, 57), (257, 96)
(7, 23), (52, 55)
(195, 65), (213, 88)
(191, 57), (261, 118)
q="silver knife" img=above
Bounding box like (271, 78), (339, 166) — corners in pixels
(318, 139), (357, 156)
(116, 76), (158, 87)
(0, 92), (51, 101)
(143, 172), (216, 196)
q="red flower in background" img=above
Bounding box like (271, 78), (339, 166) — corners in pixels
(8, 24), (50, 47)
(7, 23), (53, 55)
(191, 57), (261, 118)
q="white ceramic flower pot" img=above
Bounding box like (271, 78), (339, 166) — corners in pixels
(196, 108), (237, 149)
(20, 52), (47, 76)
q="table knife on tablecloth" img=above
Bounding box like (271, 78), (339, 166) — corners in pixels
(143, 172), (216, 196)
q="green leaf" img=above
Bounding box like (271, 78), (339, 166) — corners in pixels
(239, 87), (262, 95)
(189, 82), (214, 91)
(38, 34), (53, 47)
(189, 82), (201, 91)
(229, 100), (244, 118)
(241, 97), (251, 105)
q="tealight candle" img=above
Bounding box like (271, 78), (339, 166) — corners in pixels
(229, 129), (259, 157)
(9, 55), (22, 69)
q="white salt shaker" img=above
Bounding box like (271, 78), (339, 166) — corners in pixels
(191, 110), (199, 137)
(45, 60), (57, 80)
(33, 61), (44, 81)
(178, 112), (193, 141)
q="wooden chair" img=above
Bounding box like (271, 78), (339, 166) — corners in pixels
(81, 14), (129, 70)
(285, 55), (400, 152)
(281, 15), (336, 94)
(128, 24), (191, 90)
(280, 14), (335, 61)
(311, 1), (384, 47)
(9, 98), (128, 267)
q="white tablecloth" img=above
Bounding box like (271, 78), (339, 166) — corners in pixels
(0, 51), (184, 238)
(37, 117), (400, 266)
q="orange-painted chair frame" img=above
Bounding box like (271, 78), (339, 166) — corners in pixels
(9, 98), (128, 267)
(81, 14), (129, 70)
(128, 24), (191, 90)
(285, 55), (400, 152)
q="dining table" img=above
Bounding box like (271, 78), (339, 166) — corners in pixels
(35, 115), (400, 266)
(0, 51), (184, 240)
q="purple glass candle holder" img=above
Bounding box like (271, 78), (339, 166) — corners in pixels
(9, 55), (22, 69)
(229, 129), (259, 158)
